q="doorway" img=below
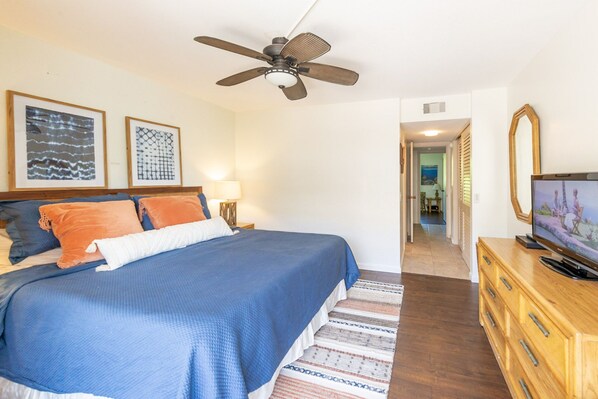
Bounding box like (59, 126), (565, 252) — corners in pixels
(401, 119), (471, 280)
(419, 148), (446, 225)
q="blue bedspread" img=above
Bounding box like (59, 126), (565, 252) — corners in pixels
(0, 229), (359, 398)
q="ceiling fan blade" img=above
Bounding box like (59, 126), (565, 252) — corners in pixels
(282, 77), (307, 100)
(216, 67), (268, 86)
(194, 36), (271, 62)
(281, 33), (330, 64)
(298, 62), (359, 86)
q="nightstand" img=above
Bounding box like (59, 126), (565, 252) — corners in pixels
(234, 222), (254, 229)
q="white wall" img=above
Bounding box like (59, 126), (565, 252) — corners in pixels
(507, 0), (598, 237)
(0, 26), (235, 215)
(235, 99), (401, 273)
(471, 88), (510, 282)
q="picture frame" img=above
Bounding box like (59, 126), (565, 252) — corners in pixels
(399, 143), (407, 174)
(421, 165), (438, 185)
(7, 90), (107, 191)
(125, 116), (182, 188)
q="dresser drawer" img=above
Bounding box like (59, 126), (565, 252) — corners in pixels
(478, 245), (498, 281)
(519, 294), (567, 387)
(508, 349), (541, 399)
(480, 275), (506, 332)
(481, 300), (506, 361)
(496, 269), (520, 316)
(508, 321), (566, 397)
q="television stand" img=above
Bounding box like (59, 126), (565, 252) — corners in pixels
(539, 256), (598, 280)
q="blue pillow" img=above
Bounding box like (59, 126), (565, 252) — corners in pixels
(132, 193), (211, 231)
(0, 193), (131, 264)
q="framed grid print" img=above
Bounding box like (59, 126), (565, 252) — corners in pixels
(125, 116), (182, 188)
(7, 90), (107, 191)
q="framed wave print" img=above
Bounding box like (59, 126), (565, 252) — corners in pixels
(7, 91), (107, 191)
(125, 116), (182, 188)
(421, 165), (438, 185)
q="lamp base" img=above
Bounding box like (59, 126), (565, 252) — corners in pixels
(220, 201), (237, 226)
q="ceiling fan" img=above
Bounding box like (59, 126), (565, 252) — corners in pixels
(194, 33), (359, 100)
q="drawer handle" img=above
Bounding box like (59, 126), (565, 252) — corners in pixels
(519, 378), (533, 399)
(519, 339), (539, 367)
(528, 312), (550, 337)
(486, 287), (496, 299)
(482, 255), (492, 266)
(484, 311), (496, 328)
(499, 276), (512, 291)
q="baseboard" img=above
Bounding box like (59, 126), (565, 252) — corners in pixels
(358, 262), (401, 274)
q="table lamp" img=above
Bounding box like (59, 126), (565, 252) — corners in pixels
(433, 183), (440, 199)
(214, 180), (242, 226)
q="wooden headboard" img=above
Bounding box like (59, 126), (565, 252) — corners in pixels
(0, 186), (203, 228)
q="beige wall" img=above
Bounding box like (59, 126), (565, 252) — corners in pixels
(235, 99), (402, 272)
(470, 88), (510, 282)
(507, 0), (598, 236)
(0, 25), (236, 216)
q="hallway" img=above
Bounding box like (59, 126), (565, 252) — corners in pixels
(403, 224), (470, 280)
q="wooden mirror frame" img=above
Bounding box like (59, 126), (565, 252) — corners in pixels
(509, 104), (541, 224)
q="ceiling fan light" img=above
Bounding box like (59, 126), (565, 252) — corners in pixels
(264, 68), (298, 88)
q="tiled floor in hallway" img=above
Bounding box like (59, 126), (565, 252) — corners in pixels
(403, 223), (470, 280)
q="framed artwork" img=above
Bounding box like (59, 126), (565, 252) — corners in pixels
(126, 116), (182, 188)
(7, 91), (107, 191)
(421, 165), (438, 185)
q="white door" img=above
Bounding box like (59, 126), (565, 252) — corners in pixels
(458, 125), (472, 269)
(409, 142), (414, 243)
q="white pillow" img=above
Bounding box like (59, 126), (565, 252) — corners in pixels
(86, 216), (234, 272)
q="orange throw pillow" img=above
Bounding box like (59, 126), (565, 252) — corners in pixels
(138, 196), (206, 229)
(38, 200), (143, 268)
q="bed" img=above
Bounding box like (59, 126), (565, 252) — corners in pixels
(0, 187), (360, 399)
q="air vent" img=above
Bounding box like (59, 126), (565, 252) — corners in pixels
(423, 102), (446, 114)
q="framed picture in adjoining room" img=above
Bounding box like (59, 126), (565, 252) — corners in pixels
(125, 116), (182, 188)
(7, 90), (107, 191)
(421, 165), (438, 185)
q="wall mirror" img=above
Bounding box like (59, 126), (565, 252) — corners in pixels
(509, 104), (540, 223)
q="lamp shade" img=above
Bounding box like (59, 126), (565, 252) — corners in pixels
(214, 181), (241, 200)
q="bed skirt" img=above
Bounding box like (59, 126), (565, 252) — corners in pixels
(0, 280), (347, 399)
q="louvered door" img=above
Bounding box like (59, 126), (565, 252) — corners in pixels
(458, 124), (472, 269)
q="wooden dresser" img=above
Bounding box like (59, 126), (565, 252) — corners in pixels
(477, 237), (598, 399)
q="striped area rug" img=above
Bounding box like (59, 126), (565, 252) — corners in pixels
(272, 279), (404, 399)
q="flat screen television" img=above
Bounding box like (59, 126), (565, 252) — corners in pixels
(531, 173), (598, 280)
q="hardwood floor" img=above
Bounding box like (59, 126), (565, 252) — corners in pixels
(360, 270), (511, 399)
(420, 212), (446, 225)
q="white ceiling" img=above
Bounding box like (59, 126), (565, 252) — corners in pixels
(0, 0), (588, 112)
(402, 119), (470, 143)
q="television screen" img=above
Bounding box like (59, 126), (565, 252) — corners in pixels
(532, 175), (598, 273)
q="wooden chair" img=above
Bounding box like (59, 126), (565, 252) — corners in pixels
(420, 192), (426, 213)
